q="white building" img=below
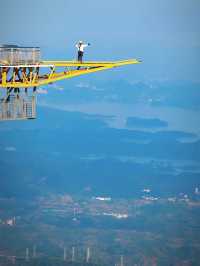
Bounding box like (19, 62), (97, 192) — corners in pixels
(95, 197), (111, 201)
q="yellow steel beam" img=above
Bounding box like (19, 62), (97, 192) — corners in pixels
(0, 59), (141, 88)
(2, 71), (7, 86)
(40, 59), (140, 67)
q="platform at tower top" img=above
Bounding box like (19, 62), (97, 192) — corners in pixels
(0, 45), (40, 65)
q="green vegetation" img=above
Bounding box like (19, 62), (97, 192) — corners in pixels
(0, 196), (200, 265)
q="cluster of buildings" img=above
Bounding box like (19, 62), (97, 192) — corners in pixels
(94, 196), (111, 201)
(0, 216), (16, 226)
(102, 212), (128, 219)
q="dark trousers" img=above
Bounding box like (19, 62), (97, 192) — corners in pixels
(77, 51), (83, 69)
(78, 51), (83, 62)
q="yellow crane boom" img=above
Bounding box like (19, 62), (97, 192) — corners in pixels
(0, 59), (140, 88)
(0, 46), (141, 120)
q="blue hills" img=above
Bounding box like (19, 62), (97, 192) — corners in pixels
(39, 79), (200, 110)
(0, 104), (199, 199)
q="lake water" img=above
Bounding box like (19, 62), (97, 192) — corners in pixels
(39, 102), (200, 137)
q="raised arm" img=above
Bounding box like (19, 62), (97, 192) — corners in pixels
(82, 43), (90, 48)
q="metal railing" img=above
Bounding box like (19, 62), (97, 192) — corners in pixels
(0, 46), (41, 65)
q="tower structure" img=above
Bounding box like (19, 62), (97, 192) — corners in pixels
(120, 255), (124, 266)
(33, 245), (36, 258)
(25, 248), (29, 261)
(0, 45), (140, 120)
(63, 247), (67, 261)
(72, 246), (75, 262)
(86, 247), (90, 263)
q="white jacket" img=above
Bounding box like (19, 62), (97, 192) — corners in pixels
(76, 43), (89, 52)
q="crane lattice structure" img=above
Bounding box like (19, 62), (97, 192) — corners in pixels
(0, 45), (140, 120)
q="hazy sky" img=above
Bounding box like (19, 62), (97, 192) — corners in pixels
(0, 0), (199, 81)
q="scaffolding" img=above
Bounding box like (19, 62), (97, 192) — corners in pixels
(0, 91), (36, 120)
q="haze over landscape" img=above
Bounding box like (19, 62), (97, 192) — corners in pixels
(0, 0), (200, 265)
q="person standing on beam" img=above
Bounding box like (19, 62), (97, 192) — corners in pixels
(76, 41), (90, 69)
